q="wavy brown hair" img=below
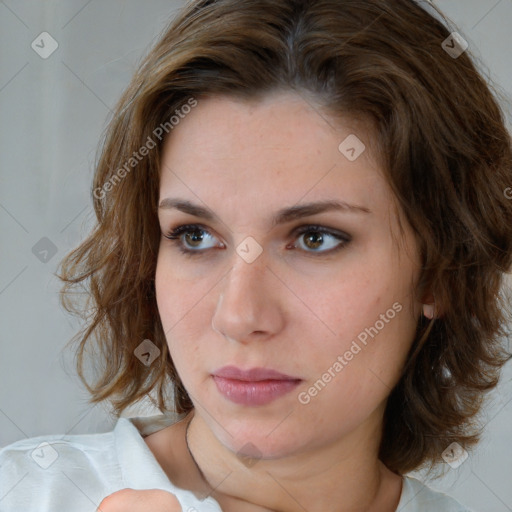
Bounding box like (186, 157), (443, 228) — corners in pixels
(57, 0), (512, 475)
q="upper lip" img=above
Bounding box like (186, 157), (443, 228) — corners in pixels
(213, 365), (301, 381)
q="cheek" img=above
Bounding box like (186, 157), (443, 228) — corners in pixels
(155, 247), (212, 332)
(155, 248), (214, 371)
(298, 261), (401, 345)
(155, 251), (175, 333)
(299, 247), (417, 384)
(295, 296), (415, 433)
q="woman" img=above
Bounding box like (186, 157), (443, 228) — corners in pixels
(1, 0), (511, 511)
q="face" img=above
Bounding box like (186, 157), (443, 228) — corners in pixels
(155, 91), (422, 459)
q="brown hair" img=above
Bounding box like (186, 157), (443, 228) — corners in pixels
(58, 0), (512, 475)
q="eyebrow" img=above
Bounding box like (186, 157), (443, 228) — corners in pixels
(158, 198), (371, 227)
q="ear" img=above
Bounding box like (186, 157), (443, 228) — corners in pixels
(421, 292), (442, 319)
(422, 303), (435, 319)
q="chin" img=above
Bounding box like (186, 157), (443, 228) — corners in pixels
(220, 424), (307, 461)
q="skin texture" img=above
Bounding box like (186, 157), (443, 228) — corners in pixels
(107, 91), (427, 512)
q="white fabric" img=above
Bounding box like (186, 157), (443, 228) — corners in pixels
(0, 413), (474, 511)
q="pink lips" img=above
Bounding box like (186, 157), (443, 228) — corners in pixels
(212, 366), (302, 406)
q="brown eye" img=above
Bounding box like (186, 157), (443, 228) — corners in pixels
(164, 224), (222, 256)
(184, 229), (205, 248)
(303, 232), (324, 250)
(292, 226), (351, 254)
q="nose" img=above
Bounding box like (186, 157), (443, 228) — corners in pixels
(211, 251), (285, 344)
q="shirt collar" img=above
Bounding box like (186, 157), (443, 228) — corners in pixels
(113, 413), (223, 511)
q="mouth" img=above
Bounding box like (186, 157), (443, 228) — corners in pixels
(212, 366), (303, 406)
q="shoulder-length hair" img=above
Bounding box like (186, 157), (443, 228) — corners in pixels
(58, 0), (512, 475)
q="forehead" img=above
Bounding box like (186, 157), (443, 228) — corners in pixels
(158, 92), (391, 217)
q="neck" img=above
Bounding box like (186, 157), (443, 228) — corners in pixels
(184, 409), (401, 512)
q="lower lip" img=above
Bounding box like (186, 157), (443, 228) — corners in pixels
(212, 376), (302, 406)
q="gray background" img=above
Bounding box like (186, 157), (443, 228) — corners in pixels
(1, 1), (511, 510)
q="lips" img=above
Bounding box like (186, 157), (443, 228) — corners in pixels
(212, 366), (302, 406)
(213, 365), (300, 381)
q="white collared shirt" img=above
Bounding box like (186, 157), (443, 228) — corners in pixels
(0, 413), (474, 511)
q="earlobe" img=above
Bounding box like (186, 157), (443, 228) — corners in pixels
(422, 303), (435, 319)
(421, 290), (440, 319)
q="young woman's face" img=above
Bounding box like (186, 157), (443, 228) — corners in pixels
(155, 92), (422, 458)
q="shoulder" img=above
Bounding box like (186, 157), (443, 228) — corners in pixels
(398, 476), (475, 512)
(0, 427), (120, 511)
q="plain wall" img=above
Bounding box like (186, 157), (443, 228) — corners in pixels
(1, 1), (511, 510)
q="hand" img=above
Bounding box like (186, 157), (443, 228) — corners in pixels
(98, 488), (183, 511)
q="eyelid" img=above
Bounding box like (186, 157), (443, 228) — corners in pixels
(290, 224), (351, 241)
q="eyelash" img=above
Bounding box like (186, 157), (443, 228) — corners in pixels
(163, 223), (351, 257)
